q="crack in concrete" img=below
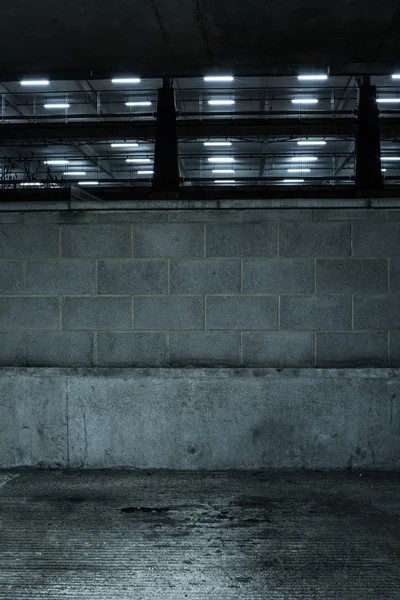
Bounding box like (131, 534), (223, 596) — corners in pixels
(194, 0), (214, 65)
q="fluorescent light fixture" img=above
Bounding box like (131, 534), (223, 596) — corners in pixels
(377, 98), (400, 103)
(291, 156), (318, 161)
(208, 157), (235, 163)
(391, 74), (400, 79)
(287, 168), (311, 173)
(126, 101), (152, 106)
(44, 103), (70, 109)
(382, 169), (387, 172)
(208, 99), (235, 105)
(137, 170), (154, 175)
(78, 181), (99, 185)
(204, 141), (232, 146)
(212, 169), (235, 173)
(44, 160), (69, 165)
(126, 158), (152, 163)
(21, 79), (49, 86)
(214, 180), (235, 183)
(63, 171), (86, 176)
(283, 179), (304, 182)
(381, 157), (400, 161)
(112, 78), (141, 83)
(20, 182), (43, 186)
(297, 141), (326, 145)
(204, 76), (234, 82)
(291, 98), (318, 104)
(110, 143), (139, 148)
(298, 74), (328, 80)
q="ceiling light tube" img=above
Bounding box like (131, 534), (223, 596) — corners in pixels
(204, 76), (234, 82)
(297, 141), (326, 145)
(391, 74), (400, 79)
(214, 180), (235, 183)
(298, 75), (328, 80)
(112, 78), (141, 83)
(44, 103), (70, 109)
(126, 158), (152, 163)
(381, 157), (400, 160)
(63, 171), (86, 176)
(20, 182), (43, 186)
(204, 141), (232, 146)
(125, 101), (152, 106)
(377, 98), (400, 103)
(291, 156), (318, 161)
(382, 169), (387, 172)
(208, 157), (235, 162)
(110, 143), (139, 148)
(212, 169), (235, 173)
(44, 160), (69, 165)
(21, 79), (49, 86)
(283, 179), (304, 182)
(208, 99), (235, 105)
(291, 99), (318, 104)
(78, 181), (99, 185)
(137, 170), (154, 175)
(287, 168), (311, 172)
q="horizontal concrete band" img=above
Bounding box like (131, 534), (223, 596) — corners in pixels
(1, 367), (399, 470)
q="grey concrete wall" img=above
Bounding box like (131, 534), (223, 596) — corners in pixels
(0, 207), (399, 368)
(0, 367), (399, 469)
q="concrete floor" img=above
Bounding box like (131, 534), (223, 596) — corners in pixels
(1, 470), (400, 599)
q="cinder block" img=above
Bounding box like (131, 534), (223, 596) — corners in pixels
(387, 210), (400, 221)
(26, 332), (94, 366)
(0, 225), (59, 258)
(354, 296), (400, 330)
(61, 225), (132, 258)
(206, 223), (277, 257)
(0, 297), (59, 330)
(169, 332), (240, 366)
(62, 297), (132, 331)
(390, 258), (400, 293)
(0, 333), (24, 365)
(133, 224), (204, 257)
(242, 332), (313, 367)
(0, 262), (24, 294)
(170, 260), (240, 294)
(168, 210), (242, 222)
(243, 259), (314, 294)
(98, 260), (167, 295)
(26, 260), (95, 294)
(390, 333), (400, 366)
(240, 209), (313, 221)
(24, 211), (95, 224)
(280, 296), (351, 330)
(97, 333), (167, 366)
(352, 223), (400, 257)
(96, 211), (168, 223)
(206, 296), (277, 330)
(316, 259), (388, 293)
(316, 332), (388, 367)
(279, 222), (351, 256)
(0, 213), (24, 223)
(313, 209), (387, 221)
(135, 296), (204, 330)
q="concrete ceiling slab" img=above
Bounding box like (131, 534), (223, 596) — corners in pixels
(0, 0), (400, 78)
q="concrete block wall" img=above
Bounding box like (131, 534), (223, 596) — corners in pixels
(0, 207), (399, 369)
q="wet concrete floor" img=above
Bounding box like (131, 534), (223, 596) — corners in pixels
(1, 469), (400, 599)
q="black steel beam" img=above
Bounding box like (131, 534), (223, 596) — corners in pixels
(355, 77), (383, 191)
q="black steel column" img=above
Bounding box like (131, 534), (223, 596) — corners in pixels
(152, 78), (180, 192)
(355, 75), (383, 192)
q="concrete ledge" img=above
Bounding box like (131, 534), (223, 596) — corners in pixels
(1, 367), (399, 470)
